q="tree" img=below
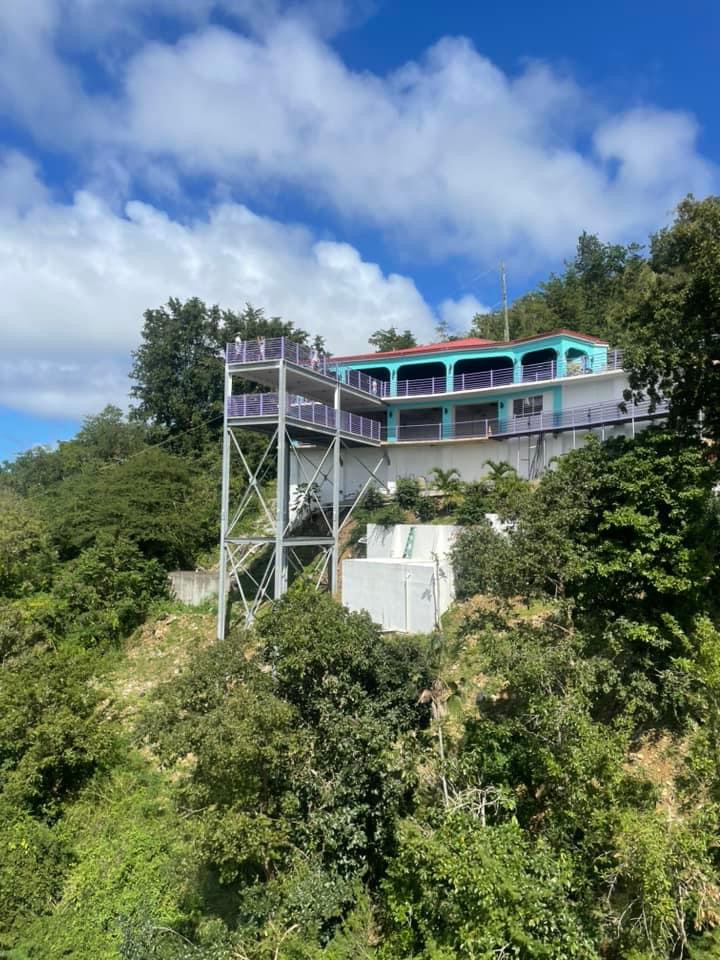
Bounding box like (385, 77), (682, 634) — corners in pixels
(130, 297), (225, 449)
(0, 491), (56, 599)
(52, 538), (169, 647)
(470, 232), (642, 342)
(1, 408), (148, 498)
(368, 327), (417, 352)
(0, 648), (116, 817)
(383, 816), (596, 959)
(45, 447), (215, 567)
(621, 195), (720, 443)
(142, 587), (429, 923)
(130, 299), (313, 454)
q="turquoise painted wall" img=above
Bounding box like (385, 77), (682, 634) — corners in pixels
(333, 334), (607, 396)
(389, 384), (563, 441)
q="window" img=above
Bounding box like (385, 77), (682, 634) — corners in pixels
(513, 395), (543, 416)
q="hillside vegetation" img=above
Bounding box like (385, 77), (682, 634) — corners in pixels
(2, 196), (720, 958)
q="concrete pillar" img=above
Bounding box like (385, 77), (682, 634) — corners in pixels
(387, 408), (397, 442)
(513, 356), (523, 384)
(390, 367), (398, 398)
(442, 405), (453, 439)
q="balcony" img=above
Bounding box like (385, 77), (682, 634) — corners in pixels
(227, 338), (624, 401)
(394, 351), (624, 398)
(227, 392), (382, 443)
(387, 396), (667, 443)
(227, 336), (388, 397)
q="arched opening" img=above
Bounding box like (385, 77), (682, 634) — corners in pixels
(396, 361), (447, 397)
(564, 348), (592, 376)
(521, 348), (557, 383)
(453, 356), (513, 391)
(358, 366), (391, 382)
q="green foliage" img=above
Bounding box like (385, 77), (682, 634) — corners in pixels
(471, 231), (643, 341)
(15, 763), (195, 960)
(129, 299), (308, 454)
(1, 406), (148, 498)
(622, 196), (720, 443)
(142, 589), (429, 942)
(129, 297), (224, 449)
(52, 538), (169, 647)
(0, 815), (71, 944)
(367, 327), (417, 352)
(0, 491), (56, 598)
(45, 446), (216, 566)
(394, 476), (422, 511)
(0, 648), (116, 818)
(602, 806), (720, 959)
(382, 816), (596, 959)
(452, 522), (516, 600)
(415, 496), (437, 522)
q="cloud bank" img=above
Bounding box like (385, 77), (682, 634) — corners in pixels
(0, 1), (716, 418)
(0, 152), (464, 416)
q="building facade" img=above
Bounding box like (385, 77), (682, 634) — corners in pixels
(218, 329), (666, 635)
(310, 328), (664, 495)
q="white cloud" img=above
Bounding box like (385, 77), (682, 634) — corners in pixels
(0, 155), (480, 416)
(0, 3), (717, 424)
(115, 23), (716, 263)
(439, 295), (490, 335)
(0, 7), (715, 268)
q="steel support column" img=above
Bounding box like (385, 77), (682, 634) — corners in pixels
(216, 363), (232, 640)
(331, 383), (341, 595)
(275, 360), (289, 598)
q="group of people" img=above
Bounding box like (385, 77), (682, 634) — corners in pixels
(232, 334), (323, 371)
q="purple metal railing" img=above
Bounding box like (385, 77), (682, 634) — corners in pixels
(227, 392), (382, 442)
(390, 350), (624, 398)
(384, 396), (667, 443)
(226, 337), (388, 396)
(227, 336), (331, 373)
(227, 338), (624, 400)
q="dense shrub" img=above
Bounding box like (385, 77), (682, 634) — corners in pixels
(395, 476), (422, 511)
(52, 538), (169, 647)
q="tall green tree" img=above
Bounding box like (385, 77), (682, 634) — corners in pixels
(129, 298), (225, 450)
(622, 195), (720, 442)
(368, 327), (417, 351)
(130, 299), (312, 454)
(471, 232), (642, 341)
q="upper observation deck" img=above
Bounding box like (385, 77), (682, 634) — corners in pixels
(226, 337), (386, 413)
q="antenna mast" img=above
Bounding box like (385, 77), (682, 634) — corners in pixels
(500, 261), (510, 341)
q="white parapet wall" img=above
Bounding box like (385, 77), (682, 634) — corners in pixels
(342, 524), (458, 633)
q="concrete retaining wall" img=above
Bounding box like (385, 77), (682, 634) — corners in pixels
(168, 570), (220, 606)
(342, 557), (453, 633)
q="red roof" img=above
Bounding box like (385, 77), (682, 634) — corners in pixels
(333, 328), (607, 363)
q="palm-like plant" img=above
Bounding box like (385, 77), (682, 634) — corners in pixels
(430, 466), (462, 494)
(429, 466), (463, 515)
(483, 459), (518, 482)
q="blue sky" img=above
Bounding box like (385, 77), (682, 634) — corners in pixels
(0, 0), (717, 460)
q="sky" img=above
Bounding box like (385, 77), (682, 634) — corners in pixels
(0, 0), (718, 460)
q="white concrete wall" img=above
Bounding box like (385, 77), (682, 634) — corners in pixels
(169, 570), (220, 606)
(290, 416), (647, 500)
(561, 370), (627, 406)
(366, 523), (458, 560)
(342, 557), (454, 633)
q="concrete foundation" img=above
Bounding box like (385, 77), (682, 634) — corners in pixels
(342, 523), (458, 633)
(168, 570), (220, 606)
